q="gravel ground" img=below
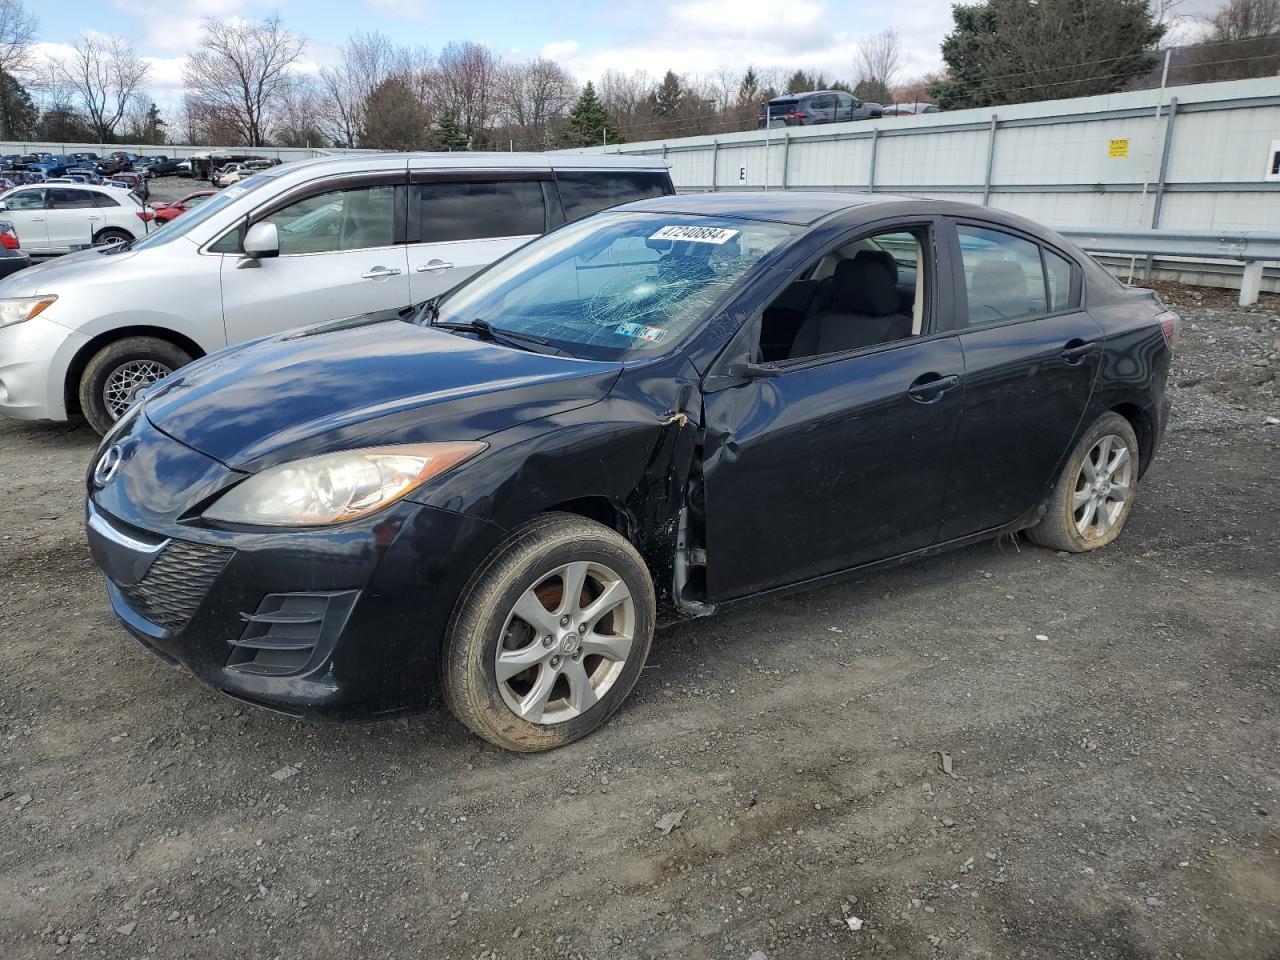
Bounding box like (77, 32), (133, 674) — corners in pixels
(0, 282), (1277, 960)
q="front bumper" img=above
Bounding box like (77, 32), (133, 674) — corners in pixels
(0, 314), (85, 421)
(86, 419), (507, 718)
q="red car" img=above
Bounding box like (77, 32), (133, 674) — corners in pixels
(152, 190), (216, 224)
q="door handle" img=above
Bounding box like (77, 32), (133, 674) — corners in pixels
(1061, 339), (1098, 364)
(416, 259), (454, 273)
(361, 266), (402, 280)
(31, 216), (43, 221)
(907, 373), (961, 403)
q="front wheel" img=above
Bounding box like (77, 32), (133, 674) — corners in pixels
(77, 336), (192, 435)
(440, 513), (656, 752)
(1028, 411), (1140, 553)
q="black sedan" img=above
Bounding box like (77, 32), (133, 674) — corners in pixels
(85, 192), (1177, 752)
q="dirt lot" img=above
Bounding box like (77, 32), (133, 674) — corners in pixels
(1, 281), (1277, 960)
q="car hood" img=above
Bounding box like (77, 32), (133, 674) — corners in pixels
(0, 244), (138, 294)
(142, 314), (624, 470)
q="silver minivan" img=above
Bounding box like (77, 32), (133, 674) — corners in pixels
(0, 152), (673, 433)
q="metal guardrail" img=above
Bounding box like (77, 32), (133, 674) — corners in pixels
(1057, 227), (1280, 305)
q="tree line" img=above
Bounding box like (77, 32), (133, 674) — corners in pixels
(0, 0), (1274, 149)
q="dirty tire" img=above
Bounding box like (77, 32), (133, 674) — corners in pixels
(441, 512), (655, 753)
(92, 227), (134, 246)
(78, 336), (191, 436)
(1028, 411), (1140, 553)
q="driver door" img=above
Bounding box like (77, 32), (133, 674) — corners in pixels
(217, 176), (410, 344)
(699, 218), (966, 601)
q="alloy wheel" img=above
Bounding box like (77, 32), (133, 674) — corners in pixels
(495, 560), (636, 725)
(102, 359), (172, 420)
(1072, 434), (1132, 540)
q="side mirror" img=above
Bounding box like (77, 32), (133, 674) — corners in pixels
(731, 360), (781, 379)
(0, 202), (8, 212)
(242, 221), (279, 260)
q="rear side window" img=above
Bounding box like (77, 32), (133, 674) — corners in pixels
(1044, 248), (1075, 311)
(555, 171), (671, 222)
(956, 225), (1050, 326)
(46, 188), (95, 210)
(415, 180), (545, 243)
(92, 192), (120, 208)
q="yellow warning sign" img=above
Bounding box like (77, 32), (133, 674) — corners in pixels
(1108, 138), (1130, 158)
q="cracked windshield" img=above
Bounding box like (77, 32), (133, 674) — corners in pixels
(434, 213), (796, 359)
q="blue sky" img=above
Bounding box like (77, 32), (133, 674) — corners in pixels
(33, 0), (1208, 112)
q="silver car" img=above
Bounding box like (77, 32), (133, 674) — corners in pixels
(0, 152), (673, 433)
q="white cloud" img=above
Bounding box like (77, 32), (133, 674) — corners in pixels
(542, 0), (948, 89)
(540, 40), (581, 61)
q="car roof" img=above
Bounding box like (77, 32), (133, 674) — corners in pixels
(611, 191), (929, 226)
(264, 151), (670, 178)
(768, 90), (845, 101)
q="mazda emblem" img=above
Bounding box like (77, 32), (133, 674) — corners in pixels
(93, 444), (124, 488)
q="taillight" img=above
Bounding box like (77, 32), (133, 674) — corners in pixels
(0, 228), (18, 250)
(786, 111), (804, 120)
(1157, 310), (1180, 351)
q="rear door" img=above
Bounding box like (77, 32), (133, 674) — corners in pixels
(217, 173), (410, 344)
(2, 187), (48, 252)
(43, 188), (100, 251)
(405, 173), (550, 302)
(935, 220), (1103, 541)
(808, 93), (837, 123)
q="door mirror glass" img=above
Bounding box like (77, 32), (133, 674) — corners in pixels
(0, 202), (8, 212)
(243, 221), (280, 259)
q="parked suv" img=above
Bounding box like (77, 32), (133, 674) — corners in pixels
(0, 152), (674, 433)
(0, 183), (153, 253)
(757, 89), (882, 127)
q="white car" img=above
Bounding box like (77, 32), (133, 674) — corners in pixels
(0, 152), (674, 433)
(0, 183), (152, 254)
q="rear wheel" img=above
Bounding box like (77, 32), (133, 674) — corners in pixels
(441, 513), (655, 752)
(1028, 411), (1140, 553)
(92, 227), (133, 246)
(77, 336), (191, 435)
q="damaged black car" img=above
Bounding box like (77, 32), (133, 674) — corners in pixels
(85, 192), (1176, 751)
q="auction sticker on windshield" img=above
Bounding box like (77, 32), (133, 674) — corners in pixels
(650, 225), (739, 244)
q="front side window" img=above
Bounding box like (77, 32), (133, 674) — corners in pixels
(555, 171), (670, 222)
(759, 227), (930, 362)
(5, 188), (44, 210)
(415, 180), (545, 243)
(434, 212), (795, 360)
(260, 184), (396, 255)
(956, 225), (1050, 326)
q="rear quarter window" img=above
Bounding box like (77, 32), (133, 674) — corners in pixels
(554, 171), (672, 223)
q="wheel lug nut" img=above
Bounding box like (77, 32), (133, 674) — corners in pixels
(572, 651), (581, 662)
(542, 635), (554, 647)
(549, 655), (561, 668)
(559, 615), (571, 627)
(578, 623), (587, 634)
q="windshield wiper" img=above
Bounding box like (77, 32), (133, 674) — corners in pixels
(411, 296), (441, 325)
(433, 318), (551, 352)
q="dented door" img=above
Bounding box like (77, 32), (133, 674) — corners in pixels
(699, 335), (965, 602)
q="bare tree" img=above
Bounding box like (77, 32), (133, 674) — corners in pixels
(854, 29), (904, 104)
(1193, 0), (1280, 79)
(184, 15), (306, 147)
(318, 31), (407, 148)
(432, 41), (499, 146)
(51, 34), (149, 143)
(494, 57), (577, 147)
(0, 0), (36, 78)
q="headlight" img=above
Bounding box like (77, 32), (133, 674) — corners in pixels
(0, 295), (56, 329)
(202, 442), (486, 526)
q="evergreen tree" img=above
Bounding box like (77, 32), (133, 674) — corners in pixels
(930, 0), (1163, 109)
(0, 71), (37, 141)
(738, 66), (761, 106)
(362, 76), (430, 151)
(653, 70), (684, 117)
(557, 82), (620, 148)
(428, 108), (470, 151)
(786, 70), (814, 94)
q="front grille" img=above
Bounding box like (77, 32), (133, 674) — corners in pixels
(115, 540), (233, 631)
